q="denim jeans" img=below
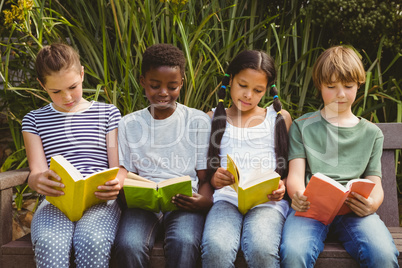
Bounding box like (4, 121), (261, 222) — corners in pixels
(280, 208), (399, 268)
(201, 200), (285, 268)
(112, 208), (205, 268)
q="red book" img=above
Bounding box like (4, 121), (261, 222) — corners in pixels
(295, 173), (375, 225)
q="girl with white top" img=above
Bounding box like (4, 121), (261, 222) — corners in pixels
(201, 50), (292, 268)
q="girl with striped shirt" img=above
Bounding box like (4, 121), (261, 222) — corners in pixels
(22, 43), (126, 268)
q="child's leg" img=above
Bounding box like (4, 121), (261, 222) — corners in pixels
(201, 201), (243, 268)
(163, 209), (205, 268)
(280, 208), (329, 268)
(241, 206), (285, 268)
(73, 200), (120, 268)
(112, 207), (161, 268)
(333, 213), (399, 268)
(31, 200), (74, 268)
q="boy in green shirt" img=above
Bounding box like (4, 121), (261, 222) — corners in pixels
(280, 46), (399, 267)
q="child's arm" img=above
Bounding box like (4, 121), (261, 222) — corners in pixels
(344, 175), (384, 217)
(95, 128), (127, 200)
(172, 169), (214, 212)
(23, 132), (65, 196)
(287, 158), (310, 211)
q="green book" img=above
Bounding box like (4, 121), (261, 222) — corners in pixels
(123, 172), (192, 212)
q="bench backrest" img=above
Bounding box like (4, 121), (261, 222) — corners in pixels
(376, 123), (402, 227)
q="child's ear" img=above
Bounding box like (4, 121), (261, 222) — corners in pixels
(81, 66), (85, 82)
(140, 75), (145, 88)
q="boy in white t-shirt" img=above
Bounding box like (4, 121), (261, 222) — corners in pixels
(113, 44), (212, 268)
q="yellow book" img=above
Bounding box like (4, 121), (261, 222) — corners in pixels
(46, 155), (119, 221)
(123, 172), (192, 212)
(226, 154), (281, 214)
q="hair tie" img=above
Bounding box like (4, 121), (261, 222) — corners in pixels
(224, 73), (230, 77)
(273, 95), (278, 99)
(277, 111), (282, 115)
(221, 85), (226, 89)
(271, 84), (276, 88)
(219, 99), (224, 103)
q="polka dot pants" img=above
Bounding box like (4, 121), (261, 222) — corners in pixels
(31, 199), (121, 268)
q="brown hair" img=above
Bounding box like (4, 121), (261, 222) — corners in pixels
(35, 43), (81, 85)
(312, 46), (366, 96)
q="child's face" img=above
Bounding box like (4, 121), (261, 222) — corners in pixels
(141, 66), (183, 119)
(320, 78), (358, 115)
(41, 66), (85, 113)
(229, 68), (267, 113)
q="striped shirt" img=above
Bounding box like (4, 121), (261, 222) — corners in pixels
(22, 101), (121, 176)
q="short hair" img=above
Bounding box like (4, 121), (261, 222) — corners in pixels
(312, 46), (366, 92)
(141, 44), (186, 77)
(35, 43), (81, 85)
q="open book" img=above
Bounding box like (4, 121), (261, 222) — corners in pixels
(295, 172), (375, 225)
(226, 154), (281, 214)
(47, 155), (119, 221)
(123, 172), (192, 212)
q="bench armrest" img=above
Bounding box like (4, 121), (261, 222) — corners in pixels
(0, 168), (30, 246)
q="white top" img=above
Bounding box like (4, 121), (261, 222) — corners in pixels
(213, 105), (289, 217)
(118, 103), (211, 192)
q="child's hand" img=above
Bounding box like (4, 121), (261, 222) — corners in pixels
(291, 191), (310, 212)
(172, 193), (213, 212)
(33, 170), (65, 197)
(268, 180), (285, 201)
(95, 178), (121, 200)
(211, 167), (234, 189)
(345, 192), (376, 217)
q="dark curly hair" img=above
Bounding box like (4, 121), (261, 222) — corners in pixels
(141, 44), (186, 77)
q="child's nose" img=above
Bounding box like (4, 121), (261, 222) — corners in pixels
(244, 89), (252, 99)
(61, 91), (72, 100)
(159, 87), (168, 96)
(337, 88), (346, 97)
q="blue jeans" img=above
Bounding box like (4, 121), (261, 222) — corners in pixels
(201, 201), (285, 268)
(280, 208), (399, 268)
(112, 208), (205, 268)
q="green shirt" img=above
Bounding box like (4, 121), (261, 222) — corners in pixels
(288, 111), (384, 186)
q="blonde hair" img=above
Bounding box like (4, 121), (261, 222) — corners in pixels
(35, 43), (81, 85)
(312, 46), (366, 93)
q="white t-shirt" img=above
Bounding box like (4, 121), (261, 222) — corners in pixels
(213, 105), (289, 217)
(118, 103), (211, 192)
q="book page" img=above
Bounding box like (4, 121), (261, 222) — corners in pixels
(346, 178), (375, 191)
(124, 179), (157, 189)
(240, 170), (279, 189)
(52, 155), (83, 182)
(158, 176), (191, 188)
(313, 172), (347, 193)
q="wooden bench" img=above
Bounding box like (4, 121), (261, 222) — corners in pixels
(1, 123), (402, 267)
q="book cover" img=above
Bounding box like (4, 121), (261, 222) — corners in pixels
(123, 173), (192, 212)
(226, 154), (281, 215)
(47, 155), (119, 222)
(295, 173), (375, 225)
